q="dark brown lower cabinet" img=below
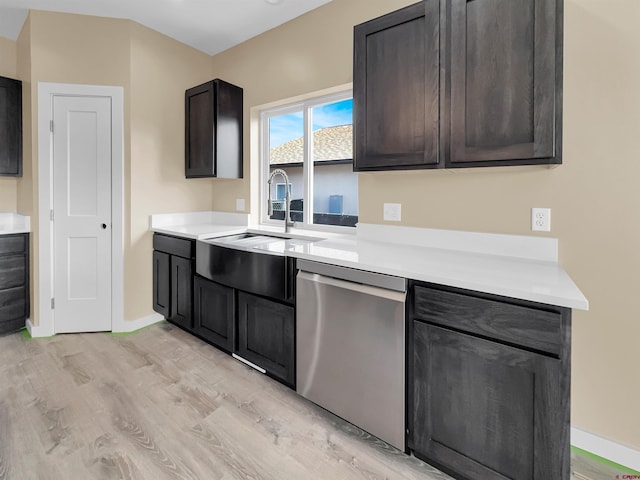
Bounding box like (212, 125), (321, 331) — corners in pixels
(237, 291), (295, 388)
(408, 283), (571, 480)
(152, 233), (194, 332)
(193, 276), (234, 352)
(0, 234), (29, 335)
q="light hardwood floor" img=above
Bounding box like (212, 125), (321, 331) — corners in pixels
(0, 322), (622, 480)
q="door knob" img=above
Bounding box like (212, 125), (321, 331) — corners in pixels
(101, 223), (107, 229)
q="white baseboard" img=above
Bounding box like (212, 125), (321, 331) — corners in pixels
(572, 426), (640, 471)
(25, 314), (163, 337)
(112, 313), (164, 333)
(26, 318), (54, 338)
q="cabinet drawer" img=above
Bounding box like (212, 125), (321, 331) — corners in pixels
(0, 254), (26, 289)
(153, 234), (194, 258)
(0, 285), (27, 321)
(0, 235), (26, 255)
(413, 285), (562, 356)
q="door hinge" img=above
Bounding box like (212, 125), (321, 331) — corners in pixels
(51, 298), (55, 309)
(50, 120), (53, 133)
(50, 209), (54, 221)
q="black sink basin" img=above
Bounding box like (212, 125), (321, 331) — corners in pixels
(196, 239), (295, 304)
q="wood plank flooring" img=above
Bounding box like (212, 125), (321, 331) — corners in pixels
(0, 322), (624, 480)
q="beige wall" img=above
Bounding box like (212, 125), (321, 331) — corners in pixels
(17, 11), (216, 324)
(0, 36), (18, 211)
(127, 22), (213, 320)
(0, 36), (16, 77)
(209, 0), (640, 451)
(16, 15), (32, 218)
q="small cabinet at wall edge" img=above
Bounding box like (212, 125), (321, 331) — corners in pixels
(0, 233), (30, 334)
(0, 76), (23, 176)
(185, 78), (243, 179)
(353, 0), (562, 171)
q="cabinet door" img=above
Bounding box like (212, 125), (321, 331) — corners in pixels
(353, 1), (440, 171)
(185, 79), (243, 179)
(0, 76), (22, 176)
(170, 255), (193, 330)
(237, 291), (295, 387)
(193, 276), (235, 352)
(152, 250), (170, 318)
(185, 81), (215, 177)
(410, 321), (568, 480)
(447, 0), (561, 166)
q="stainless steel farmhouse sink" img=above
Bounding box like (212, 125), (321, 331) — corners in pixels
(196, 235), (296, 302)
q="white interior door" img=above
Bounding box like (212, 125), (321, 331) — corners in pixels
(53, 95), (112, 333)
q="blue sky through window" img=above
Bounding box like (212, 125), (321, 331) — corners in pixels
(269, 99), (353, 148)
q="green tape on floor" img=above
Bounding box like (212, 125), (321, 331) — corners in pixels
(572, 445), (640, 475)
(20, 327), (31, 340)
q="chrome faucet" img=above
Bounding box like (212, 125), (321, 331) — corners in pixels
(267, 168), (293, 234)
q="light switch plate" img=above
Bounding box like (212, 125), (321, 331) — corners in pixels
(236, 198), (245, 211)
(383, 203), (402, 222)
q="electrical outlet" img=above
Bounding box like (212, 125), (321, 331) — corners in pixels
(531, 208), (551, 232)
(383, 203), (402, 222)
(236, 198), (245, 211)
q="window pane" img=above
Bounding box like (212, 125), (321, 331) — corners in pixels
(269, 112), (304, 165)
(312, 99), (358, 227)
(268, 112), (304, 222)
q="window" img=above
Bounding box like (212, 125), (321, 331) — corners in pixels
(261, 89), (357, 229)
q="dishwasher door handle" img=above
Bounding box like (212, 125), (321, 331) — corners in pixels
(297, 271), (406, 302)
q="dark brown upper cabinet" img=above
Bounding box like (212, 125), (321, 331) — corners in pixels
(446, 0), (562, 167)
(0, 76), (22, 177)
(354, 1), (440, 171)
(353, 0), (562, 171)
(185, 79), (243, 178)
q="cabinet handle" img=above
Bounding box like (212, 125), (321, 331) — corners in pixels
(101, 223), (107, 229)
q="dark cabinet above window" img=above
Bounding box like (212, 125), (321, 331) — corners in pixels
(185, 78), (243, 178)
(0, 76), (22, 177)
(353, 0), (562, 171)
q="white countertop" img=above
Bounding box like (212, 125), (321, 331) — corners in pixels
(150, 212), (588, 310)
(150, 211), (249, 240)
(0, 212), (30, 235)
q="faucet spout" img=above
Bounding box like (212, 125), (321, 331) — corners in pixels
(268, 168), (294, 234)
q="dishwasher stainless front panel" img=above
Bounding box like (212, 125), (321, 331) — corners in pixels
(296, 266), (406, 450)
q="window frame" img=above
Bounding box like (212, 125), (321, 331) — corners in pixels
(259, 88), (355, 232)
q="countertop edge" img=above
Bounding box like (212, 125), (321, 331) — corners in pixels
(151, 224), (589, 311)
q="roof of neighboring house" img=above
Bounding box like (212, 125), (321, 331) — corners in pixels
(269, 124), (353, 165)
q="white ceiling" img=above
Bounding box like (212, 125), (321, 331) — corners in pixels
(0, 0), (332, 56)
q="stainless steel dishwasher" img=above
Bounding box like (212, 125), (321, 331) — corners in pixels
(296, 259), (406, 450)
